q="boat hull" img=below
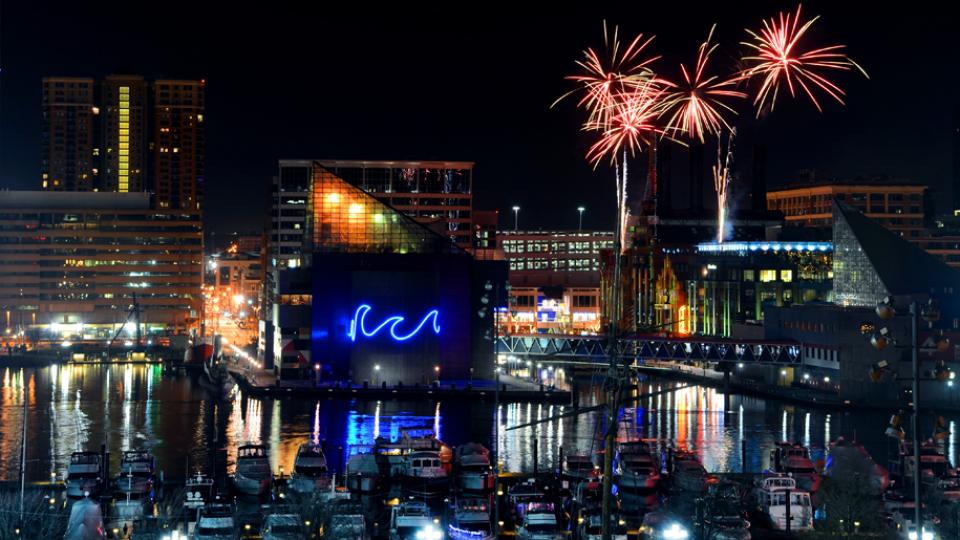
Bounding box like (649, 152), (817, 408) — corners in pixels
(232, 473), (272, 496)
(401, 474), (449, 496)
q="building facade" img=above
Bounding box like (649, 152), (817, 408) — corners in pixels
(316, 160), (474, 250)
(42, 77), (96, 192)
(101, 75), (147, 193)
(0, 191), (202, 342)
(499, 230), (613, 287)
(263, 166), (505, 383)
(153, 80), (205, 210)
(767, 181), (927, 237)
(40, 75), (205, 210)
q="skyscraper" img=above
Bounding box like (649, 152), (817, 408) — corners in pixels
(41, 77), (96, 191)
(101, 75), (147, 193)
(153, 80), (205, 210)
(40, 75), (205, 209)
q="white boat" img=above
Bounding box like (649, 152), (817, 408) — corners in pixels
(455, 443), (495, 492)
(231, 444), (273, 496)
(769, 442), (820, 492)
(755, 476), (813, 531)
(617, 441), (660, 492)
(288, 443), (332, 495)
(400, 450), (449, 496)
(193, 503), (236, 540)
(516, 501), (560, 540)
(389, 501), (435, 540)
(346, 453), (381, 493)
(66, 451), (104, 499)
(262, 513), (305, 540)
(448, 497), (494, 540)
(115, 449), (156, 497)
(578, 512), (628, 540)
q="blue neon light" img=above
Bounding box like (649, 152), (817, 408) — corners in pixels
(348, 304), (441, 342)
(697, 241), (833, 253)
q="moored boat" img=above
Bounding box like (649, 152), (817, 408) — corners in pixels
(231, 444), (273, 496)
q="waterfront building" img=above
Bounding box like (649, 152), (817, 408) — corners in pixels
(763, 201), (960, 406)
(263, 165), (506, 383)
(0, 191), (202, 341)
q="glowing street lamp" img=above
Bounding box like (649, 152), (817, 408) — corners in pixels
(577, 206), (586, 231)
(512, 206), (520, 231)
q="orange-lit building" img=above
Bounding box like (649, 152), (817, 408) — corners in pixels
(0, 191), (202, 341)
(766, 181), (927, 237)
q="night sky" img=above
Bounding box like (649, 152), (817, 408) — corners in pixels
(0, 3), (956, 235)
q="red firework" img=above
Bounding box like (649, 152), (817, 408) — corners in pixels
(555, 22), (660, 130)
(585, 82), (666, 166)
(663, 25), (747, 142)
(741, 4), (868, 115)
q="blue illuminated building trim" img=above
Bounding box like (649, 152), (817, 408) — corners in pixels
(697, 241), (833, 253)
(347, 304), (441, 342)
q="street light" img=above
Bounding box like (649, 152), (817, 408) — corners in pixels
(867, 297), (945, 538)
(577, 206), (585, 231)
(512, 206), (520, 231)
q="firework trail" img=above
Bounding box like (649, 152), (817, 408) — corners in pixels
(712, 129), (736, 243)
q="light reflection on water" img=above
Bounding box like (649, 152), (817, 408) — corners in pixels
(0, 364), (947, 482)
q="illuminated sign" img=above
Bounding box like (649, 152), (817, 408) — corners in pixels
(348, 304), (441, 342)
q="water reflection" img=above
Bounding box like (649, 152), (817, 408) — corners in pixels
(0, 364), (945, 483)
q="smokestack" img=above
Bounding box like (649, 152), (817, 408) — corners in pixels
(657, 140), (672, 214)
(752, 144), (768, 212)
(689, 143), (704, 211)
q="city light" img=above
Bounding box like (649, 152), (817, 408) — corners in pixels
(662, 523), (689, 540)
(415, 525), (443, 540)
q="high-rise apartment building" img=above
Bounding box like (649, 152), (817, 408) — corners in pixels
(41, 77), (96, 192)
(40, 75), (204, 210)
(154, 80), (205, 210)
(101, 75), (147, 193)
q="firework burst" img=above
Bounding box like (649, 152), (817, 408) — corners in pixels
(554, 21), (660, 130)
(663, 25), (746, 142)
(741, 4), (868, 115)
(585, 82), (667, 167)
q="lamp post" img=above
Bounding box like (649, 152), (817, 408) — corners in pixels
(868, 297), (948, 539)
(512, 206), (520, 231)
(577, 206), (585, 231)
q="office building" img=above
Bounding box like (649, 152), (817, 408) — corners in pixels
(0, 191), (202, 341)
(767, 180), (927, 237)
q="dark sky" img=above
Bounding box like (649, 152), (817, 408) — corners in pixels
(1, 3), (956, 234)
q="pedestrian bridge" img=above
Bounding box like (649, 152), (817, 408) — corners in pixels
(495, 334), (802, 366)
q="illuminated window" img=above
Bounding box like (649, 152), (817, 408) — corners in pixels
(759, 269), (777, 283)
(780, 270), (793, 283)
(311, 168), (462, 255)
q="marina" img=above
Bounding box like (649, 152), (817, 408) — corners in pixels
(2, 362), (958, 538)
